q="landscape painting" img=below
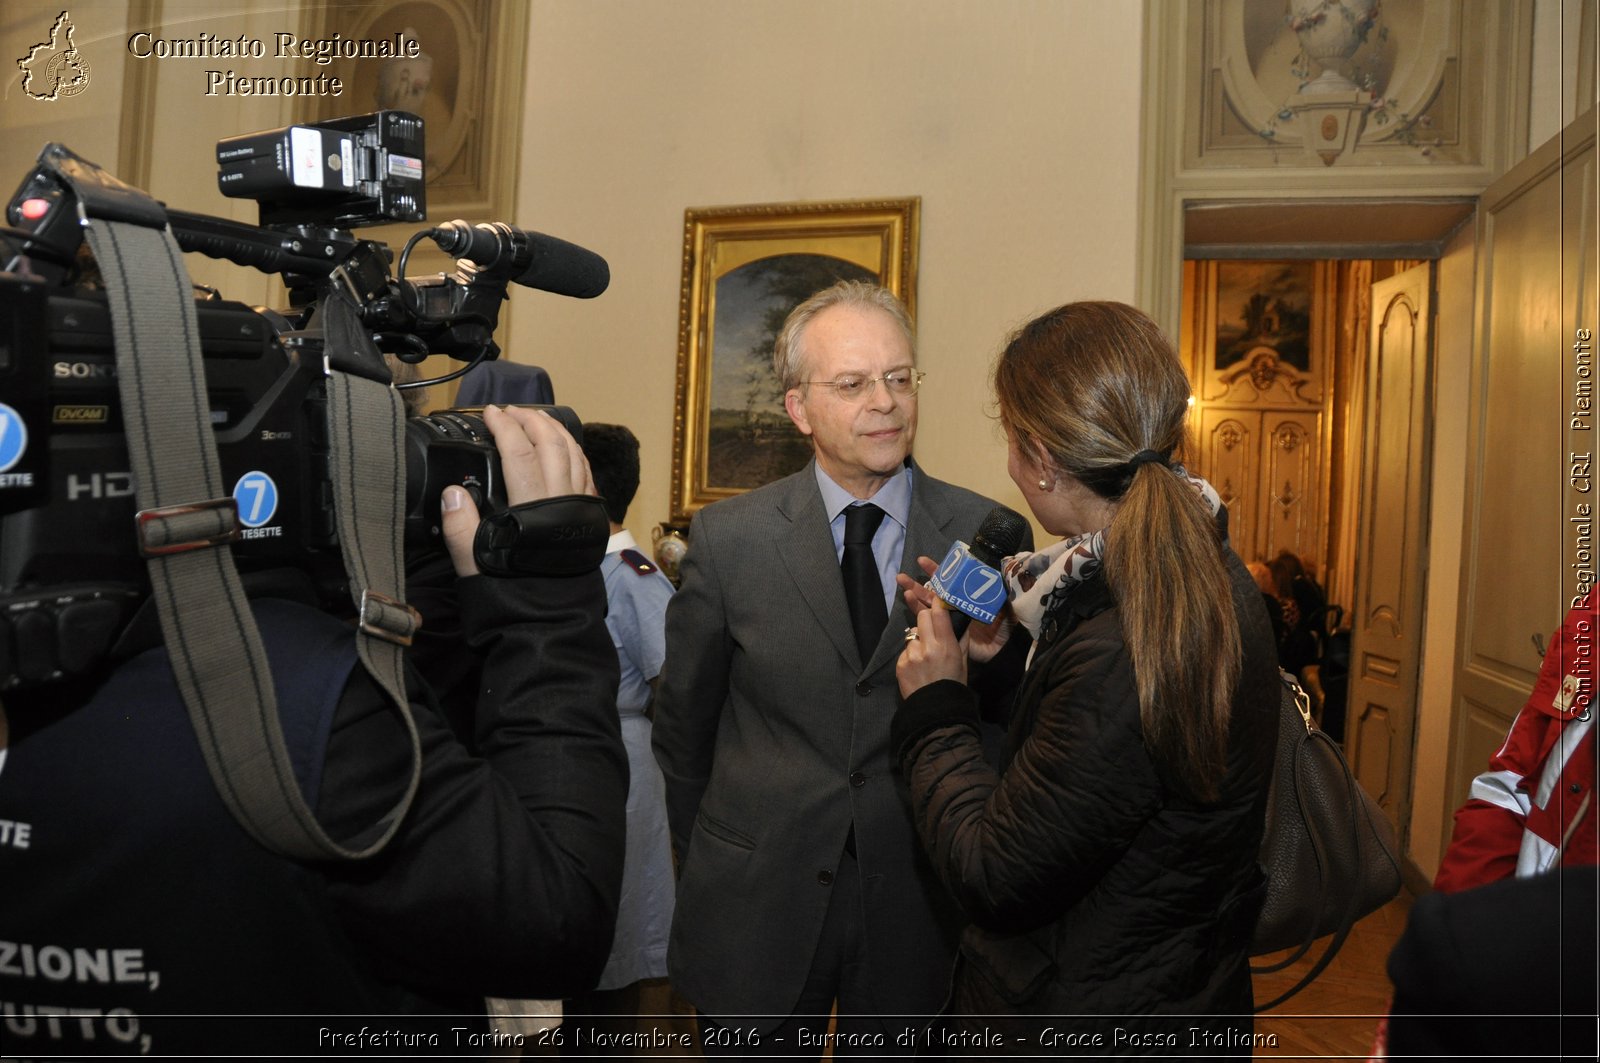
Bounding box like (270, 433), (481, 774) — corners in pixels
(705, 254), (876, 489)
(1214, 260), (1313, 372)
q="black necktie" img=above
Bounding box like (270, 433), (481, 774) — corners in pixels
(842, 503), (889, 665)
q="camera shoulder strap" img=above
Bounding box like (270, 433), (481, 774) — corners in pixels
(48, 144), (420, 861)
(318, 288), (425, 763)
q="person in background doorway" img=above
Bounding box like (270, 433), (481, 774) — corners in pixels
(1248, 560), (1290, 652)
(1268, 550), (1327, 678)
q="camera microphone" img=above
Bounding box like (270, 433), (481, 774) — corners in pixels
(429, 220), (610, 299)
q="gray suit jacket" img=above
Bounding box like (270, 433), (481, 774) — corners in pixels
(652, 460), (1021, 1022)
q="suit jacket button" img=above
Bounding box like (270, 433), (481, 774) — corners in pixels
(855, 681), (872, 696)
(850, 771), (867, 787)
(818, 869), (834, 886)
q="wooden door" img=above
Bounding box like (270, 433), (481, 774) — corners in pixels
(1257, 410), (1326, 564)
(1195, 408), (1324, 567)
(1446, 111), (1598, 824)
(1346, 264), (1434, 828)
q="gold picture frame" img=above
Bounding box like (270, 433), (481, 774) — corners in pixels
(669, 198), (920, 522)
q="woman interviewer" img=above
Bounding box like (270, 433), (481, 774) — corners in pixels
(893, 302), (1280, 1049)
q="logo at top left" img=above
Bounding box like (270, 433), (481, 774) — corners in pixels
(17, 11), (92, 102)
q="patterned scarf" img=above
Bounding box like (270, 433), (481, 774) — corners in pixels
(1002, 465), (1224, 642)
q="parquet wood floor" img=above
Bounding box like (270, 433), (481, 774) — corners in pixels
(1251, 890), (1415, 1060)
(517, 894), (1421, 1060)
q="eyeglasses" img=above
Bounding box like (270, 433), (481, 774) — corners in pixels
(801, 367), (925, 401)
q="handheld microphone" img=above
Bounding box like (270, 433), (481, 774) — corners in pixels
(429, 220), (610, 298)
(928, 506), (1030, 638)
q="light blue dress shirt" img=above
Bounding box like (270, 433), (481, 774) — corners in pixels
(814, 461), (914, 617)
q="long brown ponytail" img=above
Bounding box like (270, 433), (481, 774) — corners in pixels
(994, 302), (1241, 801)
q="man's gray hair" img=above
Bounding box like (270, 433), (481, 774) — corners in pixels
(771, 280), (916, 392)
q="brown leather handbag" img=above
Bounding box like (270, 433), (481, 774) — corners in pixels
(1251, 670), (1403, 1010)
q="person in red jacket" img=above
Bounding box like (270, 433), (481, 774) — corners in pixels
(1372, 592), (1599, 1061)
(1433, 591), (1598, 890)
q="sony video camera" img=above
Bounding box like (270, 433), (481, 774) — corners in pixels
(0, 111), (610, 690)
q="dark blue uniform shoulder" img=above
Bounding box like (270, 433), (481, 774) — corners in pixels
(620, 548), (657, 575)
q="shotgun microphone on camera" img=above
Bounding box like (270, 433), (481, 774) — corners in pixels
(429, 220), (610, 299)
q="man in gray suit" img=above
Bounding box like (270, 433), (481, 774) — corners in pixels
(653, 280), (1025, 1056)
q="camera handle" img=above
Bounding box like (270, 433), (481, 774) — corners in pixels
(167, 209), (360, 279)
(40, 142), (423, 862)
(166, 207), (510, 376)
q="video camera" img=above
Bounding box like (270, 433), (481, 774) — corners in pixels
(0, 111), (611, 691)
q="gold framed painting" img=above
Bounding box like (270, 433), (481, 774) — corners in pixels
(669, 198), (920, 522)
(1183, 259), (1332, 406)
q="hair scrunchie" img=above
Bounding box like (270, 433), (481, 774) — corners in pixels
(1127, 449), (1170, 471)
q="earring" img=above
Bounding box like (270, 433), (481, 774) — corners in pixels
(1037, 477), (1051, 492)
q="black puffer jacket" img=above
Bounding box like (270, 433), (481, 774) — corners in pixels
(893, 550), (1279, 1051)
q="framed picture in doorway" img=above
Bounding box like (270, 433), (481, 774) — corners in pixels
(669, 198), (921, 522)
(1213, 260), (1314, 373)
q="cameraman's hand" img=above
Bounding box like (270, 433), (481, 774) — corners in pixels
(442, 405), (597, 578)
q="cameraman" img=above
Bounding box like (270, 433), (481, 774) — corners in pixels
(0, 404), (628, 1055)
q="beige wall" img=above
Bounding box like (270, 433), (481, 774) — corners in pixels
(505, 0), (1146, 540)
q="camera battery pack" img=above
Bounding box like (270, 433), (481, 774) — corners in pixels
(215, 111), (425, 228)
(217, 125), (357, 198)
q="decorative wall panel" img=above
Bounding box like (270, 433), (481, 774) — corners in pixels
(1196, 0), (1478, 169)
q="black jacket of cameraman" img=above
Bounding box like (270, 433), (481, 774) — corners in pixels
(0, 566), (626, 1056)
